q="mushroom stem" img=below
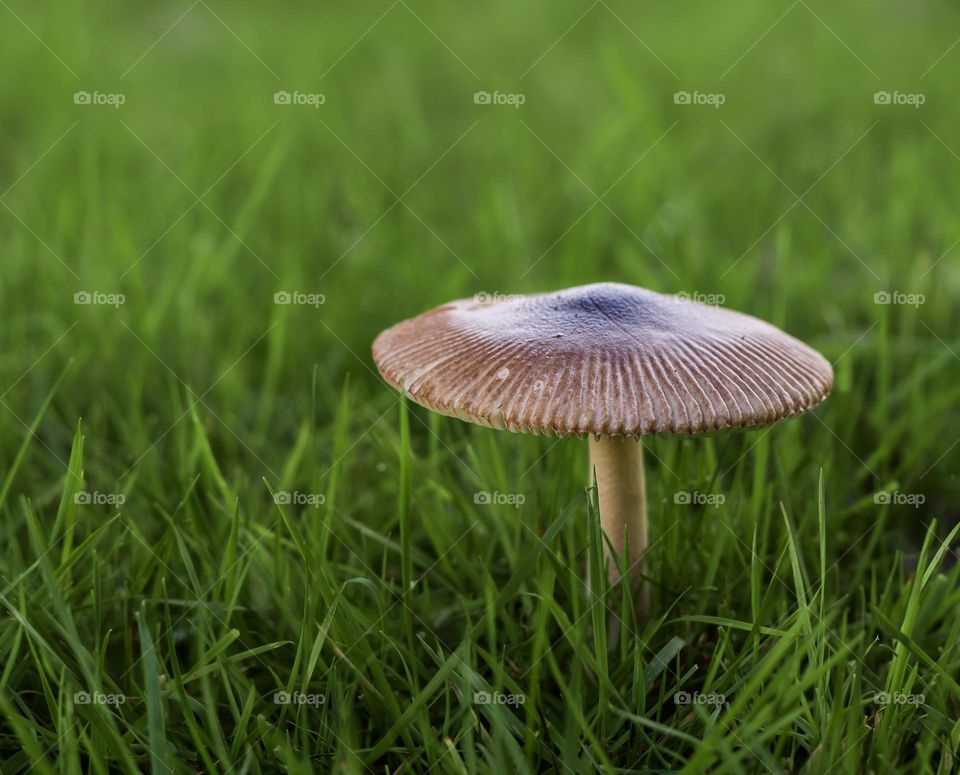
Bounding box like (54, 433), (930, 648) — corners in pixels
(589, 436), (647, 588)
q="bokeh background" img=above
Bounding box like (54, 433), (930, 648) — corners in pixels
(2, 0), (959, 771)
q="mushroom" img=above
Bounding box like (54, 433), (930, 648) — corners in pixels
(372, 282), (832, 597)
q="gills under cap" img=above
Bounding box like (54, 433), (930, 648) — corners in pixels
(372, 282), (833, 437)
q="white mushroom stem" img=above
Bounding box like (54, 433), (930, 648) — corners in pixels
(589, 436), (647, 587)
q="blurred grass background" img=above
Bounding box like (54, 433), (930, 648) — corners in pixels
(1, 0), (960, 771)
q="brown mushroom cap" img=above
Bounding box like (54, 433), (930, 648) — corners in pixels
(372, 282), (833, 437)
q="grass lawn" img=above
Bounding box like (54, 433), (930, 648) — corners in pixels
(2, 0), (960, 771)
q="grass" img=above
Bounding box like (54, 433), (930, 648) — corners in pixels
(2, 0), (960, 771)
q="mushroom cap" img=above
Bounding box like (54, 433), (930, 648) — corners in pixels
(372, 282), (833, 437)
